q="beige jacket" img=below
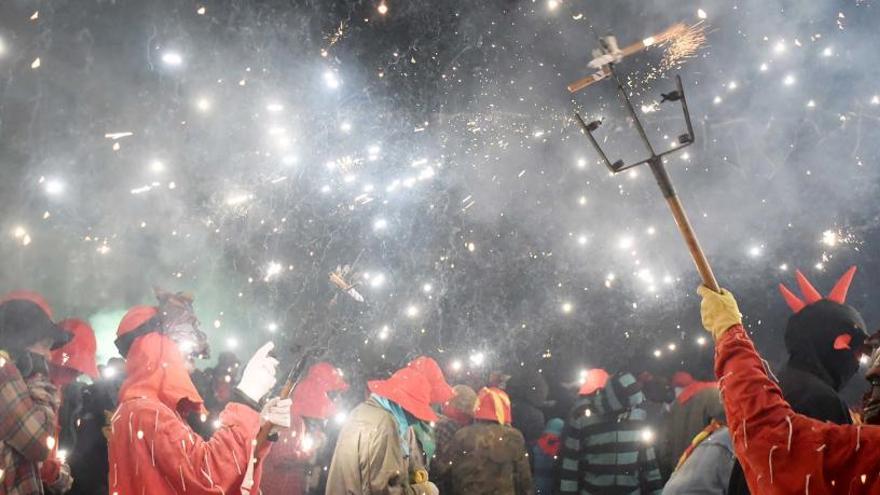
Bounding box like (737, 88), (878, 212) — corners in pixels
(325, 398), (435, 495)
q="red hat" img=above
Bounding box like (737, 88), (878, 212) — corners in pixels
(51, 319), (99, 379)
(672, 371), (695, 388)
(291, 362), (349, 420)
(578, 368), (610, 396)
(115, 305), (160, 357)
(473, 387), (512, 425)
(407, 356), (455, 405)
(368, 367), (437, 422)
(1, 290), (53, 320)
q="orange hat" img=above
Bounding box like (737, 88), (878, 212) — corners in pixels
(578, 368), (610, 396)
(51, 319), (99, 379)
(368, 367), (437, 422)
(115, 305), (160, 357)
(291, 362), (349, 420)
(407, 356), (455, 405)
(1, 290), (53, 320)
(473, 387), (512, 425)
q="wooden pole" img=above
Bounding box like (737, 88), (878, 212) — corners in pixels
(648, 157), (720, 292)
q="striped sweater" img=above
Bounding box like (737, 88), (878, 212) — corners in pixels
(558, 372), (663, 495)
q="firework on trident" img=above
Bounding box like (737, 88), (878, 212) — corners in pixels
(569, 23), (720, 292)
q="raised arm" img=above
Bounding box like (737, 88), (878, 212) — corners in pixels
(700, 287), (880, 494)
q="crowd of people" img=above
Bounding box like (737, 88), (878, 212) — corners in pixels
(1, 265), (879, 494)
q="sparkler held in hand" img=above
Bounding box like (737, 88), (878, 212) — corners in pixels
(570, 27), (719, 292)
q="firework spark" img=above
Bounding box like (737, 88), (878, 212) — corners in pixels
(659, 22), (707, 71)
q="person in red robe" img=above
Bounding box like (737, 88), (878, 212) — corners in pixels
(107, 303), (290, 495)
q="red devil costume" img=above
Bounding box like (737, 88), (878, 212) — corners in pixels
(728, 267), (866, 495)
(261, 362), (348, 495)
(698, 266), (880, 494)
(107, 305), (272, 495)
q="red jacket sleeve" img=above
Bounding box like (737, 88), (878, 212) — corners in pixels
(146, 401), (264, 494)
(716, 325), (880, 493)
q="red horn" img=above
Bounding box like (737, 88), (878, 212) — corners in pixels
(828, 266), (857, 304)
(795, 270), (822, 305)
(779, 283), (806, 313)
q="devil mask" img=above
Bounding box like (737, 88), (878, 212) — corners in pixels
(154, 287), (210, 361)
(780, 266), (867, 391)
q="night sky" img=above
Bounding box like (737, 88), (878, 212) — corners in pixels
(1, 0), (878, 403)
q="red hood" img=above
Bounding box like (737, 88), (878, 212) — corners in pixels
(291, 362), (348, 420)
(118, 332), (205, 415)
(676, 380), (718, 405)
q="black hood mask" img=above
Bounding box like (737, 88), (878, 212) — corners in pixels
(780, 267), (867, 391)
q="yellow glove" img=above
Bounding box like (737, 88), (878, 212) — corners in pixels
(697, 286), (742, 340)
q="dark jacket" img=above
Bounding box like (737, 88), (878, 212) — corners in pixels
(67, 377), (121, 495)
(509, 373), (551, 446)
(558, 372), (663, 495)
(433, 422), (534, 495)
(661, 385), (724, 477)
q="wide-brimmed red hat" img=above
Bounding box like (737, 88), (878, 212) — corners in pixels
(51, 319), (99, 379)
(1, 290), (53, 320)
(291, 362), (349, 420)
(474, 387), (512, 425)
(407, 356), (454, 405)
(368, 367), (437, 422)
(578, 368), (610, 396)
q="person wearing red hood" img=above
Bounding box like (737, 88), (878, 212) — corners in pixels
(326, 366), (440, 495)
(41, 318), (100, 494)
(0, 294), (72, 495)
(261, 362), (348, 495)
(696, 265), (880, 494)
(107, 304), (291, 495)
(659, 370), (724, 478)
(433, 387), (534, 495)
(405, 356), (454, 471)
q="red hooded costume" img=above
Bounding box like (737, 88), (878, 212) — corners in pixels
(261, 362), (348, 495)
(107, 306), (269, 495)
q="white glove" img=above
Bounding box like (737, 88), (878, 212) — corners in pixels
(236, 342), (279, 403)
(260, 397), (292, 428)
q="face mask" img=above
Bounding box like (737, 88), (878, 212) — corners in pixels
(155, 288), (211, 360)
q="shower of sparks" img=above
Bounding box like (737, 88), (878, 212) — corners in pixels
(659, 22), (707, 72)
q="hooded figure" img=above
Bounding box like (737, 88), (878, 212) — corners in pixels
(532, 417), (563, 495)
(326, 366), (439, 495)
(434, 387), (534, 495)
(697, 283), (880, 494)
(45, 318), (99, 494)
(728, 267), (866, 495)
(659, 371), (724, 478)
(508, 370), (553, 446)
(107, 304), (288, 495)
(558, 372), (664, 495)
(0, 296), (71, 495)
(261, 362), (348, 495)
